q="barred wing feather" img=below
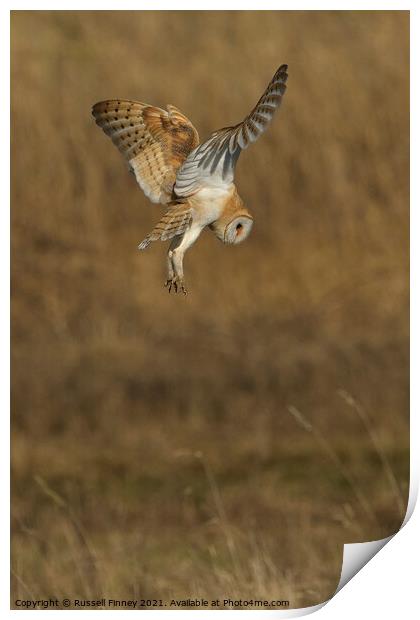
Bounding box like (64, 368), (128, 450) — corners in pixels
(174, 64), (288, 197)
(92, 101), (199, 204)
(138, 203), (193, 249)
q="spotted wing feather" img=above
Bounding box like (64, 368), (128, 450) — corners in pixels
(174, 64), (288, 197)
(92, 101), (199, 204)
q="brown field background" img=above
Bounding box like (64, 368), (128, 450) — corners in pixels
(11, 11), (409, 609)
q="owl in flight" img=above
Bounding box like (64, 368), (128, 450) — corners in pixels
(92, 64), (288, 294)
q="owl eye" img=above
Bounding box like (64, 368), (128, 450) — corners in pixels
(224, 215), (253, 244)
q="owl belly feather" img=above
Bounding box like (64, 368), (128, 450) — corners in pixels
(189, 184), (237, 227)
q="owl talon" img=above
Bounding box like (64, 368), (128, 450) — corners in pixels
(164, 277), (187, 295)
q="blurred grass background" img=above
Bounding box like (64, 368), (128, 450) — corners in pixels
(11, 10), (409, 608)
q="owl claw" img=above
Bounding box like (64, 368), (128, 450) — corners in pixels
(164, 277), (187, 295)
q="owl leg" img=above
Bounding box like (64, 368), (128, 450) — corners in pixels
(164, 226), (202, 294)
(165, 237), (187, 295)
(166, 249), (175, 280)
(164, 245), (177, 292)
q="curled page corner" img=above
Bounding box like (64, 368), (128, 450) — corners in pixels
(335, 535), (393, 594)
(270, 479), (417, 618)
(334, 471), (417, 597)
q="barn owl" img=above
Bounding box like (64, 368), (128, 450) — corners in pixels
(92, 64), (288, 294)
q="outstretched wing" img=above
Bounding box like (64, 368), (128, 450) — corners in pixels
(174, 64), (288, 197)
(92, 101), (200, 204)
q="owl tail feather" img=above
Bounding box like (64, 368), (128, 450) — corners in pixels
(138, 204), (193, 250)
(138, 237), (152, 250)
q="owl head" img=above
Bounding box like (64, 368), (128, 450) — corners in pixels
(210, 207), (254, 245)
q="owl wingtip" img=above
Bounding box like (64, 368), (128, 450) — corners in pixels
(138, 239), (151, 250)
